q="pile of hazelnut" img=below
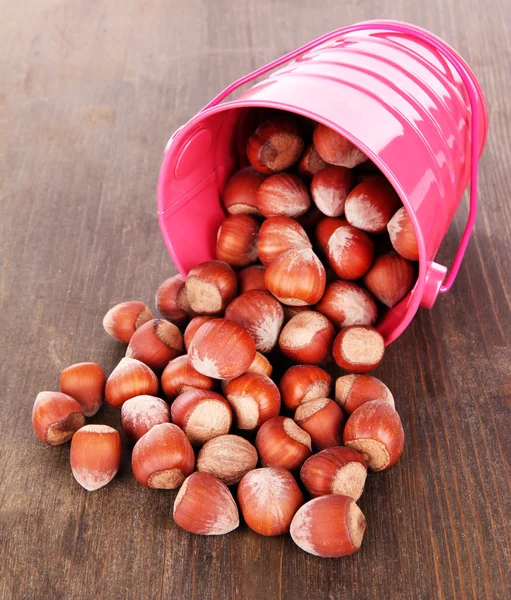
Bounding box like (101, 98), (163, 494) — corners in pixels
(32, 114), (419, 558)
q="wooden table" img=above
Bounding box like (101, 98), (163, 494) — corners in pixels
(1, 1), (510, 598)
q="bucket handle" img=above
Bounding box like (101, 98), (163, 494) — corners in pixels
(201, 19), (480, 294)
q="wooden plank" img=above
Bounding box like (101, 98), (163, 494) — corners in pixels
(0, 1), (509, 598)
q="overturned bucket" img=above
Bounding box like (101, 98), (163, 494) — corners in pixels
(157, 19), (488, 344)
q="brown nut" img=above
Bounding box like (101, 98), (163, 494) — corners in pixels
(196, 434), (258, 485)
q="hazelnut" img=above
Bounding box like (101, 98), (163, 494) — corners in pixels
(188, 318), (256, 380)
(297, 144), (329, 180)
(246, 351), (273, 378)
(316, 281), (378, 328)
(238, 467), (304, 536)
(60, 362), (106, 417)
(184, 260), (237, 316)
(265, 248), (326, 306)
(183, 316), (214, 351)
(126, 318), (183, 372)
(256, 416), (312, 471)
(155, 275), (188, 325)
(310, 166), (354, 217)
(333, 326), (385, 373)
(120, 395), (170, 442)
(225, 290), (284, 353)
(237, 265), (267, 293)
(364, 252), (415, 307)
(196, 434), (258, 485)
(294, 398), (345, 450)
(335, 374), (394, 414)
(344, 178), (401, 233)
(104, 357), (159, 408)
(278, 311), (334, 364)
(222, 167), (266, 215)
(313, 124), (367, 168)
(161, 355), (215, 400)
(387, 207), (419, 261)
(290, 495), (366, 557)
(225, 373), (281, 430)
(173, 472), (239, 535)
(170, 389), (232, 445)
(343, 400), (404, 471)
(70, 425), (122, 491)
(279, 364), (332, 411)
(316, 218), (374, 280)
(300, 446), (367, 500)
(131, 423), (195, 488)
(102, 300), (153, 343)
(256, 173), (311, 218)
(216, 214), (260, 268)
(257, 216), (311, 266)
(32, 391), (85, 446)
(246, 116), (304, 174)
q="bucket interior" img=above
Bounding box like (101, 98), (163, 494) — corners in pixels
(158, 104), (422, 343)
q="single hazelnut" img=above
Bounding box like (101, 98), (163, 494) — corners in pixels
(294, 398), (345, 450)
(256, 416), (312, 471)
(290, 495), (366, 557)
(313, 124), (367, 168)
(120, 395), (170, 442)
(246, 116), (304, 174)
(278, 311), (334, 364)
(300, 446), (367, 500)
(257, 216), (311, 266)
(225, 290), (284, 353)
(316, 281), (378, 328)
(131, 423), (195, 488)
(183, 316), (214, 351)
(225, 373), (281, 430)
(222, 167), (266, 215)
(188, 318), (256, 380)
(279, 364), (332, 411)
(343, 400), (404, 471)
(344, 178), (401, 233)
(126, 318), (183, 372)
(363, 252), (415, 307)
(310, 166), (354, 217)
(246, 351), (273, 378)
(184, 260), (237, 316)
(70, 425), (122, 491)
(335, 374), (394, 414)
(237, 265), (267, 294)
(104, 357), (159, 408)
(170, 389), (232, 445)
(32, 391), (85, 445)
(387, 207), (419, 261)
(155, 275), (189, 325)
(196, 434), (258, 485)
(173, 472), (239, 535)
(265, 248), (326, 306)
(238, 467), (304, 536)
(216, 214), (260, 268)
(102, 300), (153, 343)
(297, 144), (329, 180)
(161, 355), (215, 400)
(256, 173), (311, 218)
(60, 362), (106, 417)
(333, 326), (385, 373)
(316, 218), (374, 280)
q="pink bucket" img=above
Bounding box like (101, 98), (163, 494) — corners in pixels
(157, 20), (488, 344)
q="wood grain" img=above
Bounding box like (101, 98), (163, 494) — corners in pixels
(1, 1), (510, 599)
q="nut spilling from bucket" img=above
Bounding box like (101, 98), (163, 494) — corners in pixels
(32, 113), (418, 558)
